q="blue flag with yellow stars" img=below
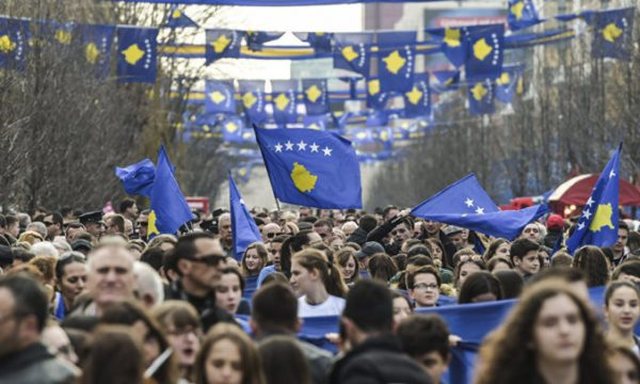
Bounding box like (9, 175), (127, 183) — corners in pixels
(164, 6), (199, 28)
(566, 144), (622, 254)
(116, 26), (158, 84)
(378, 31), (416, 93)
(149, 146), (193, 235)
(229, 173), (262, 261)
(432, 70), (461, 93)
(254, 128), (362, 209)
(245, 31), (285, 51)
(206, 29), (243, 64)
(333, 32), (373, 76)
(0, 17), (30, 72)
(238, 80), (268, 127)
(404, 73), (431, 118)
(302, 79), (329, 115)
(468, 78), (496, 115)
(271, 80), (298, 127)
(77, 24), (115, 79)
(205, 80), (236, 114)
(220, 115), (245, 143)
(592, 8), (635, 60)
(427, 27), (468, 68)
(508, 0), (542, 31)
(465, 24), (505, 80)
(293, 32), (333, 53)
(115, 158), (156, 197)
(366, 78), (389, 110)
(303, 114), (329, 130)
(495, 66), (524, 104)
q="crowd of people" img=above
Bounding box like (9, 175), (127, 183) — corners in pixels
(0, 199), (640, 383)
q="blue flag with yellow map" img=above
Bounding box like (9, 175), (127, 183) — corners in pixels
(254, 128), (362, 209)
(0, 17), (30, 72)
(591, 8), (634, 60)
(566, 144), (622, 254)
(377, 31), (416, 93)
(465, 24), (505, 80)
(77, 24), (115, 79)
(239, 80), (268, 127)
(164, 6), (199, 29)
(468, 78), (496, 115)
(245, 31), (285, 51)
(366, 78), (389, 110)
(495, 66), (524, 104)
(115, 158), (156, 197)
(427, 27), (468, 68)
(229, 173), (262, 261)
(404, 73), (431, 118)
(293, 32), (333, 53)
(116, 26), (158, 83)
(271, 80), (298, 127)
(205, 80), (236, 114)
(333, 32), (373, 76)
(302, 79), (329, 115)
(221, 115), (246, 143)
(508, 0), (542, 31)
(206, 29), (243, 64)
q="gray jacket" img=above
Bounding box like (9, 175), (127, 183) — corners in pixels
(0, 343), (78, 384)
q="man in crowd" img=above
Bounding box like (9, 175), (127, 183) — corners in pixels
(613, 221), (630, 266)
(79, 211), (105, 239)
(216, 213), (233, 258)
(119, 198), (139, 222)
(313, 219), (334, 245)
(42, 211), (64, 241)
(407, 266), (441, 308)
(510, 238), (541, 280)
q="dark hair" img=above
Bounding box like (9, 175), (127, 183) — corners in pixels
(406, 255), (434, 268)
(454, 259), (487, 287)
(613, 260), (640, 280)
(406, 244), (432, 259)
(336, 248), (359, 283)
(509, 238), (540, 260)
(572, 246), (610, 287)
(342, 279), (393, 333)
(220, 267), (246, 291)
(312, 219), (333, 229)
(487, 256), (513, 272)
(397, 314), (450, 360)
(619, 221), (630, 232)
(261, 272), (289, 286)
(407, 266), (441, 290)
(119, 198), (136, 214)
(529, 267), (586, 285)
(5, 215), (18, 228)
(241, 242), (268, 277)
(483, 238), (509, 262)
(252, 283), (298, 333)
(359, 215), (378, 232)
(55, 251), (86, 281)
(0, 273), (49, 332)
(391, 290), (414, 310)
(152, 300), (201, 332)
(628, 231), (640, 254)
(550, 251), (573, 268)
(106, 214), (126, 234)
(604, 280), (640, 307)
(258, 336), (312, 384)
(171, 232), (217, 276)
(12, 248), (35, 263)
(458, 271), (503, 304)
(493, 270), (524, 299)
(367, 253), (398, 283)
(140, 247), (165, 272)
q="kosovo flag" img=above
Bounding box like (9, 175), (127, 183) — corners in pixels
(255, 128), (362, 209)
(205, 80), (236, 114)
(432, 70), (461, 93)
(206, 29), (242, 64)
(303, 114), (329, 130)
(592, 8), (634, 60)
(302, 79), (329, 115)
(116, 26), (158, 84)
(164, 6), (199, 29)
(366, 78), (389, 110)
(149, 146), (193, 235)
(37, 20), (75, 48)
(427, 27), (468, 68)
(378, 44), (415, 93)
(293, 32), (333, 53)
(495, 66), (523, 104)
(229, 174), (262, 261)
(115, 158), (156, 197)
(566, 144), (622, 254)
(508, 0), (543, 31)
(0, 17), (30, 72)
(468, 78), (496, 115)
(333, 32), (373, 76)
(238, 80), (268, 127)
(77, 24), (115, 79)
(220, 115), (245, 143)
(465, 24), (505, 80)
(404, 73), (431, 118)
(271, 80), (298, 127)
(245, 31), (285, 51)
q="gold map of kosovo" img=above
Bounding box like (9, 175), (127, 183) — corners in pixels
(291, 162), (317, 193)
(589, 203), (614, 232)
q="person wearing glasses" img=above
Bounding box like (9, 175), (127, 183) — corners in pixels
(407, 266), (441, 308)
(136, 209), (150, 242)
(42, 211), (64, 241)
(261, 223), (281, 243)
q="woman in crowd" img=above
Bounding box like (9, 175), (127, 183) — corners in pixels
(604, 281), (640, 353)
(482, 238), (510, 262)
(475, 281), (613, 384)
(454, 259), (487, 290)
(458, 271), (503, 304)
(290, 248), (347, 317)
(391, 291), (413, 328)
(608, 343), (640, 384)
(368, 253), (398, 283)
(573, 245), (610, 287)
(487, 257), (513, 273)
(258, 336), (312, 384)
(240, 242), (268, 279)
(215, 267), (245, 315)
(53, 251), (87, 320)
(153, 300), (203, 383)
(336, 248), (359, 286)
(194, 323), (265, 384)
(493, 269), (524, 299)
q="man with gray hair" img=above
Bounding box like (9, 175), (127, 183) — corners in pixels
(26, 222), (48, 241)
(133, 261), (164, 309)
(217, 213), (233, 258)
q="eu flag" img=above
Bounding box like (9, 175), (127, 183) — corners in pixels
(77, 24), (115, 79)
(302, 79), (329, 115)
(366, 78), (389, 110)
(255, 128), (362, 209)
(508, 0), (543, 31)
(149, 146), (193, 235)
(333, 32), (373, 76)
(0, 17), (30, 72)
(205, 80), (236, 114)
(293, 32), (333, 53)
(206, 29), (242, 64)
(411, 173), (549, 240)
(465, 24), (505, 80)
(592, 8), (634, 60)
(404, 73), (431, 118)
(239, 80), (268, 127)
(427, 27), (468, 68)
(566, 144), (622, 254)
(468, 78), (496, 115)
(271, 80), (298, 127)
(229, 174), (262, 261)
(245, 31), (285, 51)
(164, 7), (199, 29)
(115, 158), (156, 197)
(116, 26), (158, 84)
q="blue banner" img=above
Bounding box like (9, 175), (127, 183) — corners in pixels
(592, 7), (635, 60)
(465, 24), (505, 80)
(271, 80), (298, 127)
(508, 0), (542, 31)
(293, 32), (333, 53)
(116, 26), (158, 83)
(246, 31), (285, 51)
(77, 24), (115, 79)
(238, 80), (268, 127)
(0, 17), (30, 72)
(206, 29), (243, 63)
(302, 79), (329, 115)
(378, 31), (416, 93)
(333, 32), (373, 76)
(404, 73), (431, 118)
(468, 78), (496, 115)
(366, 78), (389, 110)
(205, 80), (236, 114)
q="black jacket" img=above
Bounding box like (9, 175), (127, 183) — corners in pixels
(330, 335), (431, 384)
(166, 279), (235, 333)
(0, 342), (78, 384)
(346, 227), (369, 246)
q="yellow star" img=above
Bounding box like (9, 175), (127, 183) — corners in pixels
(444, 28), (461, 48)
(602, 23), (623, 42)
(341, 45), (359, 62)
(405, 86), (423, 105)
(122, 44), (145, 65)
(305, 85), (322, 103)
(471, 83), (488, 101)
(368, 80), (380, 96)
(382, 50), (406, 75)
(85, 43), (100, 64)
(55, 29), (72, 45)
(473, 38), (493, 61)
(511, 2), (525, 20)
(496, 72), (511, 85)
(0, 35), (16, 53)
(212, 34), (231, 54)
(274, 93), (290, 111)
(225, 122), (238, 133)
(242, 92), (257, 109)
(209, 91), (226, 104)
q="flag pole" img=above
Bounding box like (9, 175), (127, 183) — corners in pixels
(252, 124), (281, 210)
